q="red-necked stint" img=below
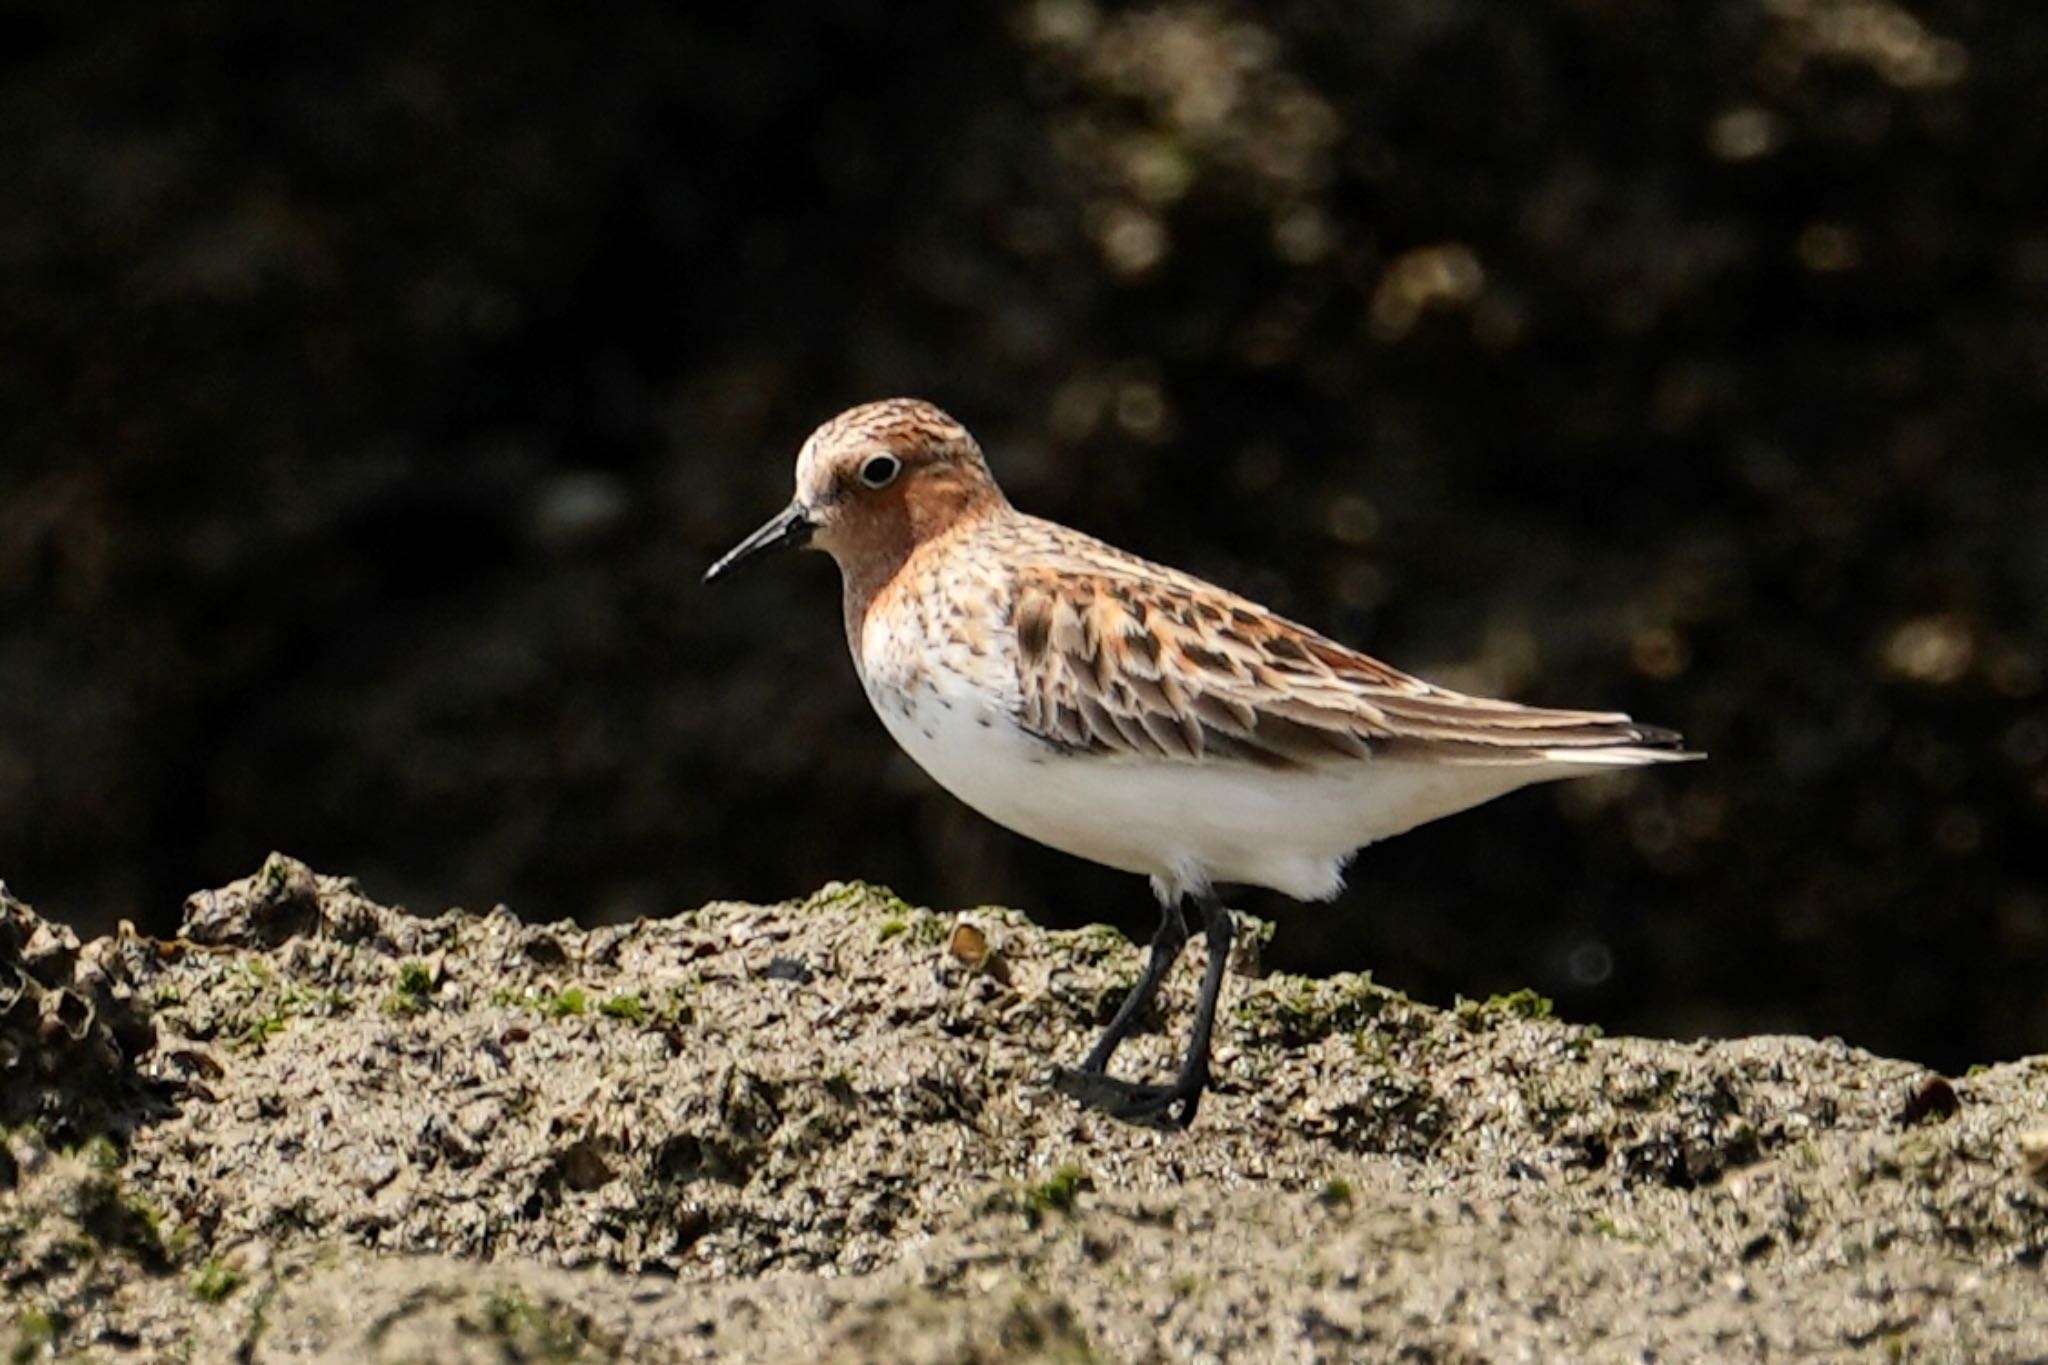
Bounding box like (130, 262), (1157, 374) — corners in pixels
(707, 398), (1698, 1127)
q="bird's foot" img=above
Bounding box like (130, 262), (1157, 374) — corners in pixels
(1053, 1066), (1205, 1129)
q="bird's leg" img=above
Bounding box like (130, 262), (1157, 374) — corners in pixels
(1075, 897), (1189, 1073)
(1055, 890), (1235, 1129)
(1165, 888), (1236, 1120)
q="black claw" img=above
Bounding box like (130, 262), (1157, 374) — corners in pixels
(1053, 1066), (1205, 1129)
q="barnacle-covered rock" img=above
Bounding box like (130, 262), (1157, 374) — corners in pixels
(0, 882), (158, 1132)
(178, 851), (386, 947)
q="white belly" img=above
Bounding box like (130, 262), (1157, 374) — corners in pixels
(861, 668), (1556, 904)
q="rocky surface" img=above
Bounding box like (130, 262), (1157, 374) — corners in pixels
(3, 855), (2045, 1362)
(0, 885), (162, 1144)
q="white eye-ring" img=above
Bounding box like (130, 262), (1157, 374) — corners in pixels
(858, 453), (902, 489)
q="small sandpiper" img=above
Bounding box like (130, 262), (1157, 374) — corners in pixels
(706, 398), (1697, 1126)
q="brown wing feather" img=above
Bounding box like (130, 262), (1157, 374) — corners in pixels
(1009, 561), (1679, 768)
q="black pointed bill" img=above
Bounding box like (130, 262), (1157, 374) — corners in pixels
(703, 502), (815, 583)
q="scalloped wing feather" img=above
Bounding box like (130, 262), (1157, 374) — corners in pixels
(1009, 560), (1686, 769)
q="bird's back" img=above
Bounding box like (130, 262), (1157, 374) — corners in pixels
(954, 509), (1691, 771)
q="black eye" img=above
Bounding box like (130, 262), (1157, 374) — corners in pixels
(858, 453), (901, 489)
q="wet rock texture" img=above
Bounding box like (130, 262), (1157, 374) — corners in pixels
(3, 856), (2045, 1361)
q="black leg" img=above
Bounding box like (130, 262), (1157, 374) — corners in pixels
(1076, 897), (1189, 1073)
(1054, 890), (1236, 1129)
(1171, 889), (1237, 1117)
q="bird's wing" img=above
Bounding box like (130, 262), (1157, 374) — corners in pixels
(1007, 561), (1684, 768)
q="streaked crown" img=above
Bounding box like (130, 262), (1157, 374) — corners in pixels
(793, 398), (995, 512)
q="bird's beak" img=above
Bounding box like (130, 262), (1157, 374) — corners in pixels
(703, 502), (815, 583)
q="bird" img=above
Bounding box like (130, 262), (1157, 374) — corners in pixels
(704, 398), (1698, 1127)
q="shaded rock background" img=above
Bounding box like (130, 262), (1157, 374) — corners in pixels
(3, 1), (2046, 1070)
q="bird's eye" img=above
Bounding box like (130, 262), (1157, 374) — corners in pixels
(858, 453), (902, 489)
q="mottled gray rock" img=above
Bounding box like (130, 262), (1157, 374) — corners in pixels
(2, 859), (2045, 1361)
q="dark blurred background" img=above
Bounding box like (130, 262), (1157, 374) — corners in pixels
(4, 0), (2044, 1070)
